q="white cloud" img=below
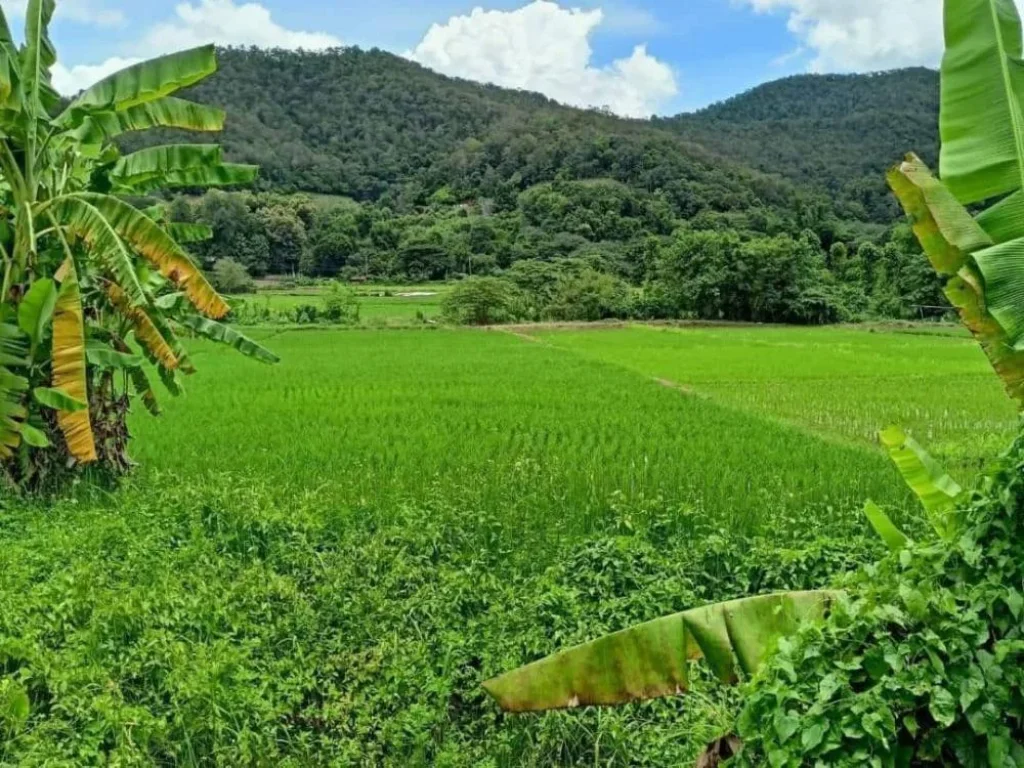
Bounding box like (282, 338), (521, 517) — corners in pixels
(740, 0), (1023, 73)
(407, 1), (677, 118)
(137, 0), (341, 56)
(50, 0), (341, 95)
(742, 0), (943, 72)
(52, 57), (141, 96)
(3, 0), (125, 27)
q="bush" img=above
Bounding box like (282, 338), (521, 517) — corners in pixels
(210, 259), (255, 294)
(546, 269), (632, 322)
(321, 282), (360, 324)
(737, 433), (1024, 766)
(441, 277), (526, 325)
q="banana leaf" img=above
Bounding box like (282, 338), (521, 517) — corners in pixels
(484, 591), (836, 713)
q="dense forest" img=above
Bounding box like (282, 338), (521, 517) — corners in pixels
(661, 68), (940, 223)
(133, 47), (945, 324)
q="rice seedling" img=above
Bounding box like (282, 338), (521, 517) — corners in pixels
(535, 324), (1017, 472)
(131, 328), (913, 553)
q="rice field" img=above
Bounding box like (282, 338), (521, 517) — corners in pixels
(3, 323), (1017, 765)
(131, 328), (913, 553)
(532, 324), (1018, 472)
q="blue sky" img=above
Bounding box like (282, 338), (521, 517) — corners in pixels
(7, 0), (944, 116)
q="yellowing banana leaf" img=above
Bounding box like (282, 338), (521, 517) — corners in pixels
(46, 196), (147, 307)
(483, 591), (836, 713)
(880, 427), (961, 539)
(887, 156), (1024, 401)
(864, 500), (909, 552)
(66, 193), (228, 319)
(58, 45), (217, 117)
(177, 315), (279, 364)
(51, 260), (96, 463)
(105, 283), (178, 371)
(886, 154), (992, 275)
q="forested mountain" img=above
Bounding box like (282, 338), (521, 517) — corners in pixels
(148, 48), (939, 227)
(140, 47), (947, 326)
(133, 48), (807, 225)
(660, 68), (941, 222)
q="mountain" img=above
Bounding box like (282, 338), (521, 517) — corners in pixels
(659, 68), (941, 222)
(145, 48), (938, 225)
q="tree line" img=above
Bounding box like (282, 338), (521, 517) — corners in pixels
(167, 179), (941, 326)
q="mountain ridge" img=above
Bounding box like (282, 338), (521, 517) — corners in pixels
(150, 47), (939, 225)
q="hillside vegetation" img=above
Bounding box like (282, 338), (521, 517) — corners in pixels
(144, 48), (938, 227)
(661, 68), (940, 222)
(133, 48), (946, 325)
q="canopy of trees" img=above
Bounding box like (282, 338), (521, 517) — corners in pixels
(130, 47), (945, 325)
(127, 47), (936, 229)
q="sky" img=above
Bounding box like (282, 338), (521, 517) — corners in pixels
(0, 0), (951, 117)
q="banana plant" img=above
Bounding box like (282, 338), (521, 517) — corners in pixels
(484, 0), (1020, 729)
(0, 1), (275, 483)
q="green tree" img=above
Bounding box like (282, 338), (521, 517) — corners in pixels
(210, 259), (255, 294)
(259, 205), (307, 274)
(546, 269), (631, 322)
(441, 277), (524, 325)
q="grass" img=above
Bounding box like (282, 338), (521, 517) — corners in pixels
(133, 328), (909, 548)
(533, 324), (1018, 473)
(234, 283), (451, 324)
(0, 323), (1015, 765)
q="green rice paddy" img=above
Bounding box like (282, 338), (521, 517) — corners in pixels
(1, 323), (1016, 765)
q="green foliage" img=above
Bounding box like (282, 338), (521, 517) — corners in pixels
(655, 230), (847, 324)
(210, 258), (255, 294)
(320, 281), (360, 324)
(737, 434), (1024, 766)
(0, 474), (881, 765)
(547, 268), (631, 322)
(441, 276), (525, 325)
(659, 68), (940, 223)
(167, 174), (939, 325)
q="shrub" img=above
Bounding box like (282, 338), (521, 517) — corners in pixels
(546, 269), (631, 322)
(441, 277), (525, 325)
(737, 434), (1024, 766)
(210, 259), (256, 294)
(321, 283), (360, 324)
